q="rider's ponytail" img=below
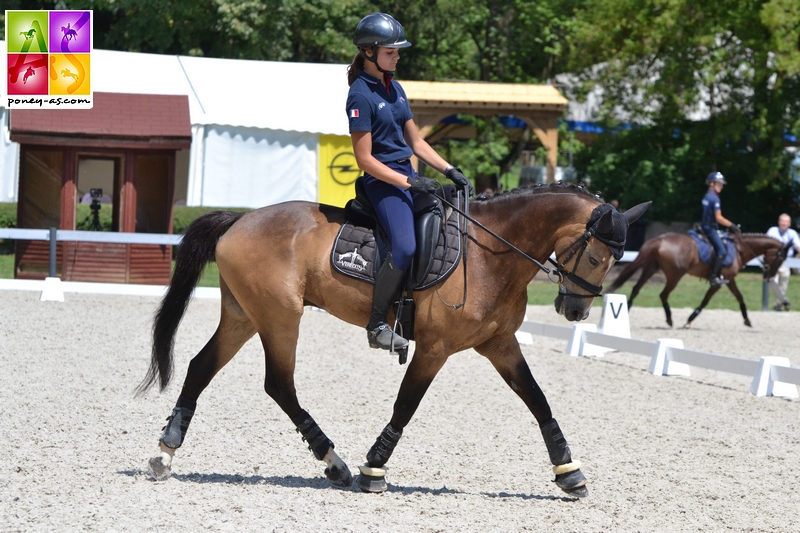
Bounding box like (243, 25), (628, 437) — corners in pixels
(347, 54), (365, 86)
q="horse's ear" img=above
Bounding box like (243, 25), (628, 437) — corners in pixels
(597, 208), (614, 235)
(623, 201), (652, 226)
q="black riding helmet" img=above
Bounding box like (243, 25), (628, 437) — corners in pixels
(353, 13), (411, 74)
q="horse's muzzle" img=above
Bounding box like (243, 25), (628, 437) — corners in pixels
(554, 293), (592, 322)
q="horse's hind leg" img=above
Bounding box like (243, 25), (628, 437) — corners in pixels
(628, 262), (659, 309)
(150, 284), (256, 480)
(255, 311), (352, 488)
(476, 335), (587, 498)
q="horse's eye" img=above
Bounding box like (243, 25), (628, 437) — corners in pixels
(588, 256), (600, 267)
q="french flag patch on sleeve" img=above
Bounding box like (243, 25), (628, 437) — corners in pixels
(350, 109), (359, 118)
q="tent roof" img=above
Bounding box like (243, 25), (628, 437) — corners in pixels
(402, 81), (568, 110)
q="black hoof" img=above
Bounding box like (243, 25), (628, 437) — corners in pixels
(357, 464), (388, 493)
(325, 464), (353, 488)
(744, 319), (752, 327)
(554, 469), (588, 499)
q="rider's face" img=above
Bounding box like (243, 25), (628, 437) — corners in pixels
(374, 47), (400, 72)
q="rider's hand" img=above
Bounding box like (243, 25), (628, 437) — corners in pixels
(729, 224), (741, 234)
(445, 166), (475, 197)
(406, 176), (438, 195)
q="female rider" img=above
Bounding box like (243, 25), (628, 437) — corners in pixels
(346, 12), (473, 352)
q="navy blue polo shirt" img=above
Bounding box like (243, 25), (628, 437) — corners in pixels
(346, 69), (414, 163)
(701, 190), (720, 225)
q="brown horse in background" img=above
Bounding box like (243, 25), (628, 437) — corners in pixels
(137, 182), (650, 499)
(607, 232), (790, 328)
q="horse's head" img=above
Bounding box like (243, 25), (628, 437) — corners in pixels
(553, 201), (652, 321)
(762, 240), (792, 280)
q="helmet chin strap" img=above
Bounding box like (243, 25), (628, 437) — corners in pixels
(361, 47), (395, 75)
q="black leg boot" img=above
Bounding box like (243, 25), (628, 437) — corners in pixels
(540, 418), (588, 498)
(710, 255), (728, 287)
(366, 253), (409, 351)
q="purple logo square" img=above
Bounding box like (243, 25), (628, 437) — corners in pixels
(49, 11), (92, 53)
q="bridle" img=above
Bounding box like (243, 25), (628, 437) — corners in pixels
(439, 195), (607, 299)
(551, 230), (604, 298)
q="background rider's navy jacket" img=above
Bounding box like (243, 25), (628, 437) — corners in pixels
(701, 190), (721, 226)
(346, 70), (414, 163)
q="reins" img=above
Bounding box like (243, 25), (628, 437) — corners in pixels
(439, 194), (605, 298)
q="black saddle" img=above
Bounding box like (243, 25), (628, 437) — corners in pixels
(331, 177), (465, 342)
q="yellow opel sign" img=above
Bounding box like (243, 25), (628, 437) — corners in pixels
(319, 135), (360, 207)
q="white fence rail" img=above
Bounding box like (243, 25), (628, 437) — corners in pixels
(518, 294), (799, 399)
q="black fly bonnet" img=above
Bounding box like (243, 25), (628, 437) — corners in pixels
(586, 203), (628, 260)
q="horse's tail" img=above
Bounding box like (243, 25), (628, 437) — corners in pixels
(606, 240), (657, 293)
(136, 210), (245, 395)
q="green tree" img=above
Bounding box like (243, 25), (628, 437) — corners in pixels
(567, 0), (800, 227)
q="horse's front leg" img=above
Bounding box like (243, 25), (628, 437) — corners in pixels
(684, 285), (722, 328)
(358, 346), (448, 492)
(475, 334), (588, 498)
(725, 280), (751, 327)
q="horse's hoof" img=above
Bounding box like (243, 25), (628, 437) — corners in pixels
(554, 469), (588, 499)
(148, 456), (172, 481)
(666, 319), (673, 328)
(744, 320), (752, 327)
(357, 463), (388, 493)
(325, 464), (353, 488)
(562, 484), (589, 499)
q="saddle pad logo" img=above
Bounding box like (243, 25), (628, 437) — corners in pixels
(338, 247), (367, 271)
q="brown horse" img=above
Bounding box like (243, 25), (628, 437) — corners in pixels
(137, 183), (650, 498)
(606, 232), (790, 328)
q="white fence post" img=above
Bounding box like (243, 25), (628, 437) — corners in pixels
(750, 357), (799, 398)
(39, 277), (65, 302)
(565, 323), (597, 357)
(515, 313), (534, 345)
(648, 338), (690, 376)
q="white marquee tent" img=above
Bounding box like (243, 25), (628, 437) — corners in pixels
(1, 42), (351, 208)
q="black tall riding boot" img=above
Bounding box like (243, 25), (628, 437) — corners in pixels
(366, 253), (409, 351)
(710, 255), (728, 287)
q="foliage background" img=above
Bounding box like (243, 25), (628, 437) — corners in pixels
(2, 0), (799, 229)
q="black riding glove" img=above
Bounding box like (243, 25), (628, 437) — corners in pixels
(729, 224), (741, 234)
(444, 166), (475, 197)
(406, 176), (438, 195)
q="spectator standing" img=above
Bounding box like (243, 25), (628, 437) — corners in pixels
(766, 213), (800, 311)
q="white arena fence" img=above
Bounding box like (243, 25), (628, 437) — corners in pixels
(1, 229), (799, 399)
(515, 294), (800, 399)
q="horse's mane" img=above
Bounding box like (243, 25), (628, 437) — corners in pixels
(473, 182), (602, 204)
(741, 232), (770, 238)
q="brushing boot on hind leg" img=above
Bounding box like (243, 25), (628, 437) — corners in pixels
(540, 418), (588, 498)
(149, 395), (196, 481)
(291, 410), (352, 488)
(366, 253), (409, 352)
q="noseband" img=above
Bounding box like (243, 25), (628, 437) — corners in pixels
(549, 230), (604, 299)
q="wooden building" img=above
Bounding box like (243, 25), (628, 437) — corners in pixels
(10, 92), (191, 284)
